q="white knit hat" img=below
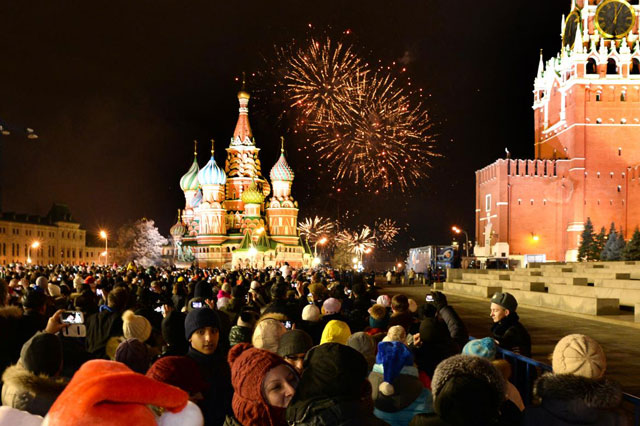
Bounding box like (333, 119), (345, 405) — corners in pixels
(48, 283), (62, 297)
(122, 310), (152, 342)
(382, 325), (407, 343)
(552, 334), (606, 379)
(302, 304), (321, 322)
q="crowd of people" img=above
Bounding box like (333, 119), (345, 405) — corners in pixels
(0, 262), (630, 425)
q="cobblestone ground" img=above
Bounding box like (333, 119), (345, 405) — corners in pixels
(382, 283), (640, 396)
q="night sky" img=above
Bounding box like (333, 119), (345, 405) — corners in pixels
(0, 0), (568, 251)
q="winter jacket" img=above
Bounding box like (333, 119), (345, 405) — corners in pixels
(85, 309), (123, 358)
(369, 364), (433, 426)
(0, 306), (23, 374)
(187, 346), (233, 426)
(522, 373), (629, 426)
(490, 312), (531, 357)
(286, 396), (389, 426)
(1, 364), (67, 416)
(228, 325), (252, 347)
(436, 306), (468, 350)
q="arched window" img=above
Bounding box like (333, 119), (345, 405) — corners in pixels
(607, 58), (619, 75)
(587, 58), (598, 74)
(631, 58), (640, 75)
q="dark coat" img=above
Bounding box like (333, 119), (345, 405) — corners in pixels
(490, 312), (531, 357)
(388, 312), (416, 335)
(522, 374), (629, 426)
(85, 309), (123, 358)
(286, 396), (390, 426)
(0, 306), (24, 374)
(187, 346), (233, 426)
(436, 306), (468, 350)
(1, 364), (67, 416)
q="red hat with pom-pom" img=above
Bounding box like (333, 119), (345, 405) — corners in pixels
(42, 359), (202, 426)
(228, 343), (295, 426)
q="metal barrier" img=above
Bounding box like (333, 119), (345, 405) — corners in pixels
(470, 338), (640, 425)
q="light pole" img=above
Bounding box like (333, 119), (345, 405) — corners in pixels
(27, 241), (40, 264)
(452, 226), (470, 258)
(314, 236), (328, 257)
(100, 230), (108, 266)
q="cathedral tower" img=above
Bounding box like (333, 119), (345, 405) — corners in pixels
(266, 137), (299, 245)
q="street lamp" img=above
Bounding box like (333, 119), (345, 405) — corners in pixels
(314, 236), (328, 257)
(100, 230), (108, 266)
(27, 241), (40, 264)
(452, 226), (470, 257)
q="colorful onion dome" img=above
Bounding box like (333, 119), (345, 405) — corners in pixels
(198, 156), (226, 186)
(180, 141), (201, 193)
(241, 180), (264, 205)
(270, 152), (295, 182)
(170, 219), (186, 238)
(190, 189), (203, 208)
(270, 136), (294, 182)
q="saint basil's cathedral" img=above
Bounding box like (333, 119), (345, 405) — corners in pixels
(167, 87), (312, 268)
(475, 0), (640, 262)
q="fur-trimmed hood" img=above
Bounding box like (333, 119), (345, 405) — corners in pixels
(0, 305), (22, 320)
(2, 365), (67, 398)
(1, 364), (67, 416)
(533, 373), (622, 409)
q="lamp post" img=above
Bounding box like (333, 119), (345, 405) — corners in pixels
(314, 236), (328, 257)
(27, 241), (40, 264)
(452, 226), (470, 258)
(100, 230), (108, 266)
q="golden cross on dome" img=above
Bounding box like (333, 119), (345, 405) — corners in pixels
(211, 138), (215, 156)
(193, 140), (198, 157)
(242, 72), (246, 91)
(280, 136), (285, 153)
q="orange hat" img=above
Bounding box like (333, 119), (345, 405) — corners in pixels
(43, 360), (195, 426)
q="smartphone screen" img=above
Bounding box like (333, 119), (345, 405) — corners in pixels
(284, 320), (292, 330)
(62, 311), (82, 324)
(191, 301), (203, 309)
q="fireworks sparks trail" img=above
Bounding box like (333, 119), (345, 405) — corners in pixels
(269, 36), (438, 192)
(297, 216), (335, 244)
(375, 218), (400, 247)
(335, 226), (376, 255)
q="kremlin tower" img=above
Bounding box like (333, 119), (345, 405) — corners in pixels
(474, 0), (640, 263)
(170, 84), (311, 268)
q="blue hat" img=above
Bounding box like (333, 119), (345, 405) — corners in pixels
(462, 337), (497, 360)
(376, 341), (414, 396)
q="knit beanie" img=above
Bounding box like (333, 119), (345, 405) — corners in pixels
(376, 341), (414, 396)
(35, 276), (48, 289)
(184, 308), (220, 340)
(278, 329), (314, 358)
(250, 280), (261, 290)
(20, 332), (63, 376)
(237, 310), (258, 329)
(302, 304), (321, 322)
(347, 332), (376, 371)
(431, 355), (505, 426)
(463, 337), (497, 360)
(115, 338), (150, 375)
(43, 359), (202, 426)
(383, 325), (407, 343)
(252, 318), (287, 353)
(368, 304), (389, 329)
(320, 320), (351, 345)
(376, 295), (391, 308)
(552, 334), (606, 379)
(228, 343), (294, 426)
(293, 343), (368, 402)
(122, 310), (152, 342)
(146, 356), (209, 395)
(322, 298), (341, 315)
(162, 311), (187, 349)
(490, 292), (518, 312)
(48, 283), (62, 297)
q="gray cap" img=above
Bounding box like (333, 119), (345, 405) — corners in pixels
(490, 292), (517, 312)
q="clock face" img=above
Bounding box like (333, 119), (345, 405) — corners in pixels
(563, 10), (582, 48)
(595, 0), (636, 39)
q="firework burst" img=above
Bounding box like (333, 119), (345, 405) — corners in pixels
(375, 218), (400, 247)
(270, 36), (438, 192)
(335, 226), (376, 255)
(297, 216), (335, 243)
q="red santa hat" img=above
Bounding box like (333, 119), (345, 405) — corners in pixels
(42, 360), (203, 426)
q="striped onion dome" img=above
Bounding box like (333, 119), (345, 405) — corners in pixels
(241, 180), (264, 205)
(179, 157), (200, 191)
(198, 155), (226, 186)
(269, 152), (295, 182)
(170, 220), (186, 237)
